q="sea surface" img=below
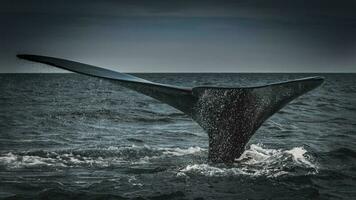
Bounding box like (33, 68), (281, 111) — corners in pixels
(0, 73), (355, 200)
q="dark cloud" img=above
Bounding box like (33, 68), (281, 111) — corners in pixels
(0, 0), (355, 72)
(2, 0), (355, 21)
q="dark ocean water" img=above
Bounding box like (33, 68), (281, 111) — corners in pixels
(0, 73), (355, 200)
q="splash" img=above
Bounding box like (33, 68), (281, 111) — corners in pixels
(0, 144), (317, 177)
(285, 147), (315, 168)
(179, 144), (318, 178)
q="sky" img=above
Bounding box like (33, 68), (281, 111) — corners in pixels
(0, 0), (355, 73)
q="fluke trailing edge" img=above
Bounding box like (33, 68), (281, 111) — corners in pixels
(17, 54), (324, 163)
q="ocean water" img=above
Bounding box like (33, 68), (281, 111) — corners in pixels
(0, 73), (355, 200)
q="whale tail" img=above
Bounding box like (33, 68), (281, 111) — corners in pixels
(191, 77), (323, 162)
(17, 54), (323, 163)
(16, 54), (197, 115)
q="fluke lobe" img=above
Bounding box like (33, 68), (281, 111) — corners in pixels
(17, 54), (324, 163)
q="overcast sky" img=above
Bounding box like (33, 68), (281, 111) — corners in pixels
(1, 0), (355, 73)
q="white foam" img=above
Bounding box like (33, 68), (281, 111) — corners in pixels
(0, 152), (64, 168)
(107, 144), (205, 157)
(161, 146), (204, 156)
(0, 145), (205, 168)
(180, 164), (247, 177)
(107, 146), (120, 150)
(285, 147), (316, 168)
(0, 144), (315, 177)
(128, 176), (143, 187)
(133, 146), (205, 164)
(179, 143), (318, 178)
(0, 152), (17, 164)
(0, 151), (124, 168)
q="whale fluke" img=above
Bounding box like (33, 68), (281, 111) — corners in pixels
(17, 54), (324, 163)
(17, 54), (196, 115)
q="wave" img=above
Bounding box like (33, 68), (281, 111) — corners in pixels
(36, 188), (186, 200)
(178, 144), (318, 178)
(126, 138), (144, 143)
(51, 109), (188, 124)
(327, 148), (356, 159)
(160, 146), (203, 156)
(0, 144), (318, 177)
(0, 151), (120, 168)
(0, 145), (206, 169)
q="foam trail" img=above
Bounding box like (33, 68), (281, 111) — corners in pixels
(0, 145), (206, 169)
